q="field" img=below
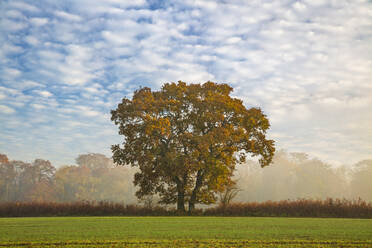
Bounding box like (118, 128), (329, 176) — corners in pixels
(1, 217), (371, 247)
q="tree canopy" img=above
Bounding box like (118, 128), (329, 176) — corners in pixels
(111, 81), (275, 212)
(0, 153), (135, 203)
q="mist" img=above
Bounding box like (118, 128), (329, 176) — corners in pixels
(0, 151), (371, 204)
(0, 153), (137, 204)
(234, 150), (372, 202)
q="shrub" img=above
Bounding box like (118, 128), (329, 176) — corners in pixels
(0, 198), (371, 218)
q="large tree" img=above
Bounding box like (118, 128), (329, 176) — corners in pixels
(111, 81), (275, 212)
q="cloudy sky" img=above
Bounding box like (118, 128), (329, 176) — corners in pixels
(0, 0), (371, 167)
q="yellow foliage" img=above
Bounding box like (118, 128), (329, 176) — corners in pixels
(111, 81), (275, 210)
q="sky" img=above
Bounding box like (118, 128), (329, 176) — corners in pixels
(0, 0), (371, 167)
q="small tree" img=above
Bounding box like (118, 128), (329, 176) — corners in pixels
(219, 180), (242, 208)
(139, 194), (155, 209)
(111, 81), (275, 212)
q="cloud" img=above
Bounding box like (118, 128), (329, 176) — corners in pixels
(0, 0), (371, 167)
(8, 1), (39, 12)
(0, 19), (28, 32)
(34, 90), (53, 97)
(54, 11), (82, 22)
(2, 68), (22, 78)
(5, 10), (25, 19)
(0, 105), (15, 114)
(30, 17), (49, 26)
(31, 103), (46, 109)
(102, 30), (134, 45)
(1, 43), (23, 54)
(25, 35), (39, 46)
(73, 0), (147, 15)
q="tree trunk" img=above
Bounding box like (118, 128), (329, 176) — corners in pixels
(6, 182), (9, 201)
(175, 176), (185, 212)
(188, 169), (204, 213)
(177, 188), (185, 212)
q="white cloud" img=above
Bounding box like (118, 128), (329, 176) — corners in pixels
(54, 11), (82, 22)
(2, 67), (22, 78)
(9, 1), (39, 12)
(226, 36), (242, 44)
(74, 0), (147, 15)
(0, 86), (19, 95)
(25, 36), (39, 46)
(0, 93), (6, 100)
(304, 0), (327, 7)
(83, 110), (101, 117)
(0, 19), (28, 32)
(0, 105), (15, 114)
(293, 2), (307, 12)
(30, 17), (49, 26)
(38, 50), (65, 61)
(18, 81), (44, 89)
(34, 90), (53, 97)
(31, 103), (46, 109)
(5, 10), (24, 19)
(2, 43), (23, 54)
(102, 31), (134, 45)
(0, 0), (371, 167)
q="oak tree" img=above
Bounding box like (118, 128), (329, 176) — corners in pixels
(111, 81), (275, 212)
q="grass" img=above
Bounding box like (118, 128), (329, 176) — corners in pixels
(0, 217), (371, 247)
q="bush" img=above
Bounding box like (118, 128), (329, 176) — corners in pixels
(0, 198), (371, 218)
(204, 198), (372, 218)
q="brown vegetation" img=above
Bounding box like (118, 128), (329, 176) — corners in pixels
(205, 198), (372, 218)
(0, 201), (170, 217)
(0, 198), (371, 218)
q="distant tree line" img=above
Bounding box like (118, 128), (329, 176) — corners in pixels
(235, 150), (372, 202)
(0, 151), (371, 204)
(0, 153), (136, 203)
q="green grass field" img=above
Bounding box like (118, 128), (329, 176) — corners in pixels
(0, 217), (371, 247)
